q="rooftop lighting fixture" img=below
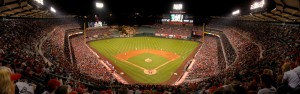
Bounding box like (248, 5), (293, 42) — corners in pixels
(232, 9), (240, 15)
(173, 4), (183, 10)
(50, 7), (56, 13)
(96, 2), (104, 8)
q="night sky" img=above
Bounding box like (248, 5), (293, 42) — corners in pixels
(42, 0), (276, 25)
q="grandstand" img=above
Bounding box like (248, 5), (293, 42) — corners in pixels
(0, 0), (300, 94)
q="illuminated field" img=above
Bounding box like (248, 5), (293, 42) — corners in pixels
(88, 37), (199, 84)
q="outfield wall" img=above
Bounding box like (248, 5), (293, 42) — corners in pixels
(86, 32), (200, 43)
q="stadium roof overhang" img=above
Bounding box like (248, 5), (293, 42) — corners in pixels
(213, 0), (300, 23)
(0, 0), (75, 18)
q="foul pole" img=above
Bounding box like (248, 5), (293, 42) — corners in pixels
(84, 22), (86, 42)
(202, 23), (205, 43)
(83, 16), (87, 42)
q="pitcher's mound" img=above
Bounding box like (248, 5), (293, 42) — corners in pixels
(144, 69), (157, 75)
(145, 58), (152, 63)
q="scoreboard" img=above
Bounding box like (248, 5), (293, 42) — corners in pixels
(161, 3), (193, 25)
(162, 14), (193, 24)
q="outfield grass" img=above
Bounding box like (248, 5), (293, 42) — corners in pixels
(88, 37), (199, 84)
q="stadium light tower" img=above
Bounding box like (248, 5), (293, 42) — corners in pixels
(50, 7), (56, 13)
(250, 0), (265, 10)
(173, 3), (183, 10)
(232, 9), (240, 16)
(34, 0), (44, 5)
(96, 2), (104, 8)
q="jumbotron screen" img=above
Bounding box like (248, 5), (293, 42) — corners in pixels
(171, 14), (183, 22)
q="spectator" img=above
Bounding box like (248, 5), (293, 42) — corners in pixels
(294, 58), (300, 93)
(15, 81), (36, 94)
(213, 86), (236, 94)
(43, 79), (61, 94)
(134, 85), (142, 94)
(0, 66), (21, 94)
(230, 81), (246, 94)
(279, 58), (300, 94)
(118, 87), (128, 94)
(263, 69), (273, 77)
(55, 85), (72, 94)
(258, 74), (277, 94)
(282, 61), (291, 73)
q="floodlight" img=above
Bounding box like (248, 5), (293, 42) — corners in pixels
(173, 4), (183, 10)
(34, 0), (44, 5)
(96, 2), (104, 8)
(50, 7), (56, 13)
(232, 10), (240, 15)
(250, 0), (265, 10)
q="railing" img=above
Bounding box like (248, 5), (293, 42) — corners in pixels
(65, 29), (83, 64)
(205, 28), (238, 69)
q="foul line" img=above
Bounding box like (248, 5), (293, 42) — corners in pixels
(115, 57), (147, 70)
(154, 56), (180, 70)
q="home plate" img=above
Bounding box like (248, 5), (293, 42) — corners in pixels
(144, 69), (157, 75)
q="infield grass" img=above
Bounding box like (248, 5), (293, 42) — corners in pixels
(127, 53), (169, 69)
(88, 37), (199, 84)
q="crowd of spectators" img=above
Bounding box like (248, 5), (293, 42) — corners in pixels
(215, 35), (227, 70)
(0, 19), (57, 93)
(86, 28), (113, 39)
(0, 19), (100, 93)
(218, 33), (237, 65)
(1, 18), (300, 94)
(42, 23), (80, 63)
(0, 19), (60, 79)
(41, 23), (83, 79)
(154, 25), (203, 37)
(187, 36), (219, 80)
(0, 19), (118, 93)
(38, 21), (121, 93)
(222, 26), (261, 69)
(70, 35), (113, 81)
(186, 19), (300, 94)
(209, 19), (299, 58)
(233, 22), (298, 61)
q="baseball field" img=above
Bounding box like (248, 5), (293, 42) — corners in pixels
(88, 37), (199, 84)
